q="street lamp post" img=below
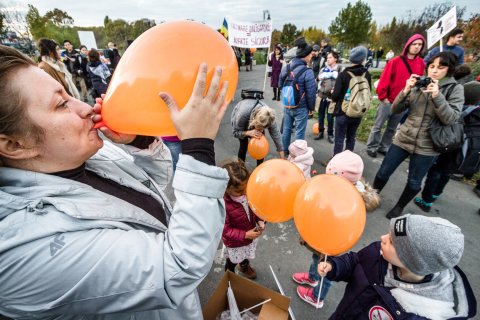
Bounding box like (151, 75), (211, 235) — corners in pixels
(263, 10), (270, 21)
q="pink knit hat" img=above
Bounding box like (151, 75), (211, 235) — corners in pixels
(288, 140), (309, 157)
(326, 150), (364, 183)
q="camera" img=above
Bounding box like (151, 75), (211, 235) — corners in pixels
(414, 76), (432, 88)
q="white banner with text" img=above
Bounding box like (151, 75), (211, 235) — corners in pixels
(228, 19), (273, 48)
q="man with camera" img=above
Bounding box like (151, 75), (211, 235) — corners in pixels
(366, 34), (426, 158)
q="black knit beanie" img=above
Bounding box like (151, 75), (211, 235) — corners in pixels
(295, 37), (312, 58)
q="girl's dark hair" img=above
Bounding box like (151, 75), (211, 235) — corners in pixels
(38, 38), (59, 60)
(426, 51), (457, 77)
(328, 51), (339, 61)
(87, 48), (100, 62)
(221, 159), (250, 190)
(79, 45), (87, 51)
(0, 45), (44, 150)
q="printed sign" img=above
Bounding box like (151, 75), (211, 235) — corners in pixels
(427, 6), (457, 49)
(228, 19), (273, 48)
(78, 31), (98, 50)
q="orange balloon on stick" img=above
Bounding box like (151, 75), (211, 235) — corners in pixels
(293, 174), (366, 256)
(247, 159), (305, 223)
(250, 48), (257, 53)
(99, 21), (238, 136)
(248, 135), (269, 160)
(313, 123), (319, 135)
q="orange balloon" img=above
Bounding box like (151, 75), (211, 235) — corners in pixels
(100, 21), (238, 136)
(312, 123), (319, 135)
(247, 159), (305, 223)
(293, 174), (366, 256)
(250, 48), (257, 53)
(248, 135), (269, 160)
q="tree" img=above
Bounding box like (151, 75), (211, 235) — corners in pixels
(0, 10), (6, 35)
(463, 14), (480, 51)
(270, 29), (281, 50)
(301, 26), (327, 46)
(104, 19), (131, 50)
(280, 23), (300, 46)
(130, 19), (155, 39)
(104, 15), (111, 27)
(328, 1), (372, 47)
(368, 21), (378, 47)
(44, 8), (73, 27)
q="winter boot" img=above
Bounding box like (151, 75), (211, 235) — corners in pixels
(273, 88), (277, 100)
(238, 261), (257, 279)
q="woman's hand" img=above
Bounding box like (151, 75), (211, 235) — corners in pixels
(403, 74), (419, 95)
(92, 95), (136, 144)
(317, 261), (333, 277)
(245, 228), (262, 240)
(160, 63), (229, 140)
(246, 129), (263, 138)
(423, 79), (440, 98)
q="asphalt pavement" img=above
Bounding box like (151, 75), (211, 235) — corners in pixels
(197, 65), (480, 319)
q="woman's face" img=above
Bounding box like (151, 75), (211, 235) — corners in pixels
(275, 48), (280, 55)
(14, 66), (103, 172)
(326, 53), (337, 66)
(427, 57), (449, 80)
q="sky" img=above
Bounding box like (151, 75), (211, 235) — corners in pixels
(5, 0), (480, 32)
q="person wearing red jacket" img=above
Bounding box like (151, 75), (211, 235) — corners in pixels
(366, 34), (426, 158)
(221, 160), (265, 279)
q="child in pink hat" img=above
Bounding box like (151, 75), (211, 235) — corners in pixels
(288, 140), (314, 180)
(326, 150), (380, 211)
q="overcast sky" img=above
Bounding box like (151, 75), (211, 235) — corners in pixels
(8, 0), (480, 31)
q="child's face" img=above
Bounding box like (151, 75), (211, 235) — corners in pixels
(380, 232), (406, 268)
(227, 181), (247, 197)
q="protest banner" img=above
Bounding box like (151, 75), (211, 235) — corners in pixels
(427, 6), (457, 49)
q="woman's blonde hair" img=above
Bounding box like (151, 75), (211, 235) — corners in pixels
(249, 106), (276, 130)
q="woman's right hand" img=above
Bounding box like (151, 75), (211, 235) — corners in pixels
(403, 74), (419, 94)
(159, 63), (229, 140)
(246, 129), (263, 138)
(317, 261), (333, 277)
(245, 228), (262, 240)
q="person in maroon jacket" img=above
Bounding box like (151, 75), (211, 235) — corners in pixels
(221, 160), (265, 279)
(366, 34), (426, 158)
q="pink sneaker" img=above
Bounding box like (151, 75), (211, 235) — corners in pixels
(297, 286), (324, 308)
(292, 272), (318, 287)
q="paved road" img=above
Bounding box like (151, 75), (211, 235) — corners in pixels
(198, 65), (479, 319)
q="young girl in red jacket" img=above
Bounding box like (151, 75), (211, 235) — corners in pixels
(221, 160), (265, 279)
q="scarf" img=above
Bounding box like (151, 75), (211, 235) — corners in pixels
(42, 56), (80, 99)
(230, 194), (251, 222)
(384, 264), (457, 319)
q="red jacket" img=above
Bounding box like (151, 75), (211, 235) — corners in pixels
(376, 34), (426, 103)
(222, 194), (262, 248)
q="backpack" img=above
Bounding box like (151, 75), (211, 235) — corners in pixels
(341, 71), (371, 118)
(281, 64), (308, 107)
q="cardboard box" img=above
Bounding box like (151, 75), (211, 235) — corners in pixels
(203, 271), (290, 320)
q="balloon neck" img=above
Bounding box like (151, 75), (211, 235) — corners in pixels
(93, 121), (106, 129)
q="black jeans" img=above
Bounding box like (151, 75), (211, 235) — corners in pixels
(238, 138), (264, 166)
(333, 115), (362, 155)
(318, 98), (334, 136)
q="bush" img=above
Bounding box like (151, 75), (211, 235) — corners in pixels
(468, 61), (480, 78)
(254, 51), (267, 65)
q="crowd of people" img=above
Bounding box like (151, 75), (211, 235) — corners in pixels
(0, 24), (478, 319)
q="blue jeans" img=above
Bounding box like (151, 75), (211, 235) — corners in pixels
(333, 114), (362, 155)
(308, 253), (332, 300)
(376, 144), (437, 191)
(318, 98), (334, 136)
(282, 107), (309, 152)
(163, 140), (182, 172)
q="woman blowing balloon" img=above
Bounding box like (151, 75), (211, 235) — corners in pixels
(0, 45), (229, 319)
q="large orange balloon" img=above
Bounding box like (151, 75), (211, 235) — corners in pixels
(293, 174), (366, 256)
(247, 159), (305, 223)
(248, 135), (269, 160)
(250, 48), (257, 53)
(100, 21), (238, 136)
(312, 123), (319, 135)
